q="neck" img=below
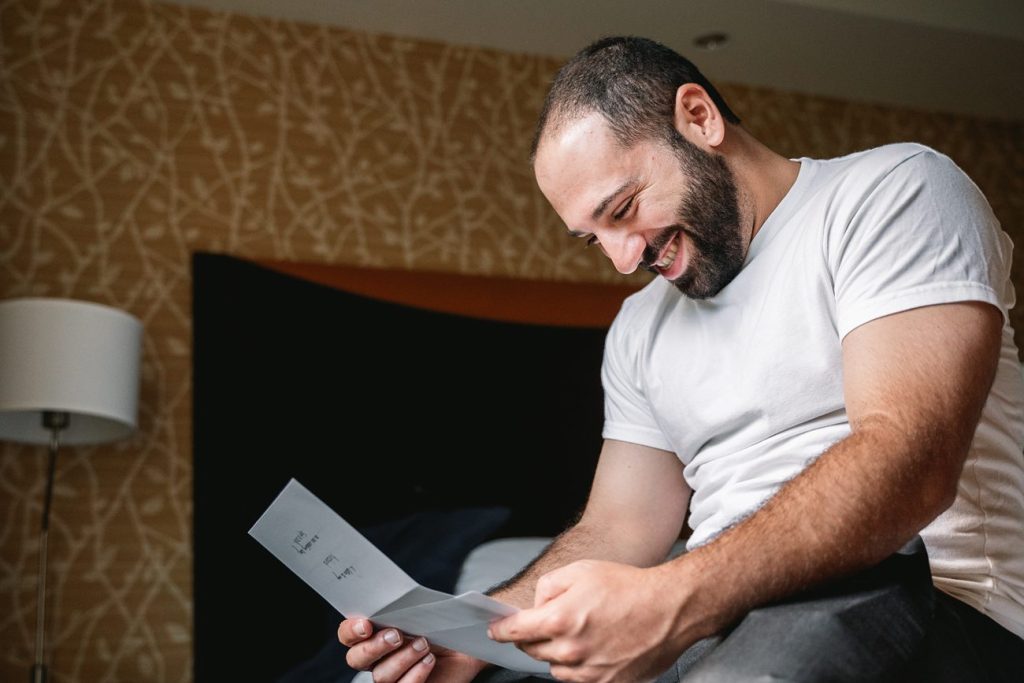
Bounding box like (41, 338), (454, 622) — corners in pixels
(722, 126), (801, 241)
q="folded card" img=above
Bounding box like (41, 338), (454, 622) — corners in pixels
(249, 479), (547, 674)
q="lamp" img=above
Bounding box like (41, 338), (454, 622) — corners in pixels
(0, 298), (142, 683)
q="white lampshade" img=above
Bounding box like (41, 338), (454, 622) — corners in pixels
(0, 298), (143, 445)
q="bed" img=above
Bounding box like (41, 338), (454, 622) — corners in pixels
(191, 253), (641, 681)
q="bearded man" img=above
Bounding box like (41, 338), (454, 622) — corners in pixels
(338, 36), (1024, 682)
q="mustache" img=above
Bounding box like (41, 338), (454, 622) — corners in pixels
(639, 225), (684, 270)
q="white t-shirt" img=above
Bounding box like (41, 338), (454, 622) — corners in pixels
(602, 143), (1024, 638)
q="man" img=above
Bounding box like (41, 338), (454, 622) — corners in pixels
(339, 37), (1024, 682)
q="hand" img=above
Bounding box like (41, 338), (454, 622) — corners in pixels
(488, 560), (691, 683)
(338, 618), (488, 683)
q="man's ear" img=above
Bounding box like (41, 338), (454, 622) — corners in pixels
(673, 83), (725, 148)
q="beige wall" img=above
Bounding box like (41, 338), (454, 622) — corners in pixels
(1, 0), (1022, 681)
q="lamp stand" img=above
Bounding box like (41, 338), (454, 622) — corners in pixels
(30, 410), (67, 683)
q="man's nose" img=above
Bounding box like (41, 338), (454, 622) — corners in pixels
(598, 230), (646, 274)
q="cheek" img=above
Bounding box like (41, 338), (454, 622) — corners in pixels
(640, 200), (684, 232)
(651, 181), (689, 219)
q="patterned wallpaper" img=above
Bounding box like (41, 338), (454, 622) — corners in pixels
(1, 0), (1022, 681)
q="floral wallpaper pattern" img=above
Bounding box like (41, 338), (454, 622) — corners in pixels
(1, 0), (1021, 680)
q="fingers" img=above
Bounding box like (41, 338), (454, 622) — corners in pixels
(338, 618), (374, 646)
(488, 603), (568, 644)
(369, 637), (435, 683)
(344, 626), (406, 671)
(490, 563), (591, 644)
(395, 653), (436, 683)
(517, 637), (585, 667)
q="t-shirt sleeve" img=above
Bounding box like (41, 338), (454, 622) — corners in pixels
(600, 300), (674, 451)
(830, 148), (1014, 340)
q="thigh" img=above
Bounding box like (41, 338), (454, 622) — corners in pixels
(905, 591), (1024, 683)
(471, 667), (555, 682)
(470, 636), (720, 683)
(682, 537), (935, 683)
(654, 636), (721, 682)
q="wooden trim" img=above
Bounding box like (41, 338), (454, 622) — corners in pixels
(255, 259), (642, 328)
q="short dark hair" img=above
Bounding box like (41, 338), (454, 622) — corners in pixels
(531, 36), (740, 159)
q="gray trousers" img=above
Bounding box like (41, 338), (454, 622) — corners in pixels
(473, 538), (1024, 682)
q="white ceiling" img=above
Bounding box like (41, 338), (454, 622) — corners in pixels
(164, 0), (1024, 121)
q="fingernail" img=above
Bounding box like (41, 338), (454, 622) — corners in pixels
(486, 628), (493, 639)
(354, 621), (367, 637)
(413, 638), (428, 652)
(383, 630), (401, 645)
(422, 653), (435, 666)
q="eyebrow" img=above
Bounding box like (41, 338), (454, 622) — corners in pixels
(590, 179), (637, 222)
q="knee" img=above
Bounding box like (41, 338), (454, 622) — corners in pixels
(684, 663), (797, 683)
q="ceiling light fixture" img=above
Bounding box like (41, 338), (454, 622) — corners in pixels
(694, 32), (730, 51)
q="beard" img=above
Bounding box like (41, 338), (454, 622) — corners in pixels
(640, 130), (745, 300)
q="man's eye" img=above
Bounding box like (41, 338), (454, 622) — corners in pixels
(612, 197), (634, 221)
(585, 235), (600, 248)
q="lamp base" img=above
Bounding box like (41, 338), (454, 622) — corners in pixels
(31, 412), (65, 683)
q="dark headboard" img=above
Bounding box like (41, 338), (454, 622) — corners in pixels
(192, 253), (637, 680)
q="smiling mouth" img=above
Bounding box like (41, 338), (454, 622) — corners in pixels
(655, 233), (680, 269)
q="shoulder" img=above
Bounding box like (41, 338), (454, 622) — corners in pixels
(824, 144), (1009, 330)
(823, 142), (936, 170)
(818, 143), (965, 193)
(837, 144), (986, 220)
(805, 144), (981, 239)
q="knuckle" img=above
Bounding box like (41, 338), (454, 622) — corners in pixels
(365, 639), (385, 659)
(369, 642), (421, 683)
(345, 647), (367, 671)
(346, 637), (389, 671)
(555, 642), (584, 665)
(541, 612), (568, 634)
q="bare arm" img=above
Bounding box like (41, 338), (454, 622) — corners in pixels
(659, 301), (1003, 641)
(490, 301), (1003, 681)
(492, 438), (691, 608)
(339, 438), (690, 680)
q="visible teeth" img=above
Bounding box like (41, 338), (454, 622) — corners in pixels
(656, 234), (679, 268)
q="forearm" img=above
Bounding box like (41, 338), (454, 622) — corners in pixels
(489, 519), (651, 608)
(662, 421), (962, 641)
(490, 440), (690, 609)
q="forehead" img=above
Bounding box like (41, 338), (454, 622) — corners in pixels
(534, 113), (620, 191)
(533, 113), (659, 228)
